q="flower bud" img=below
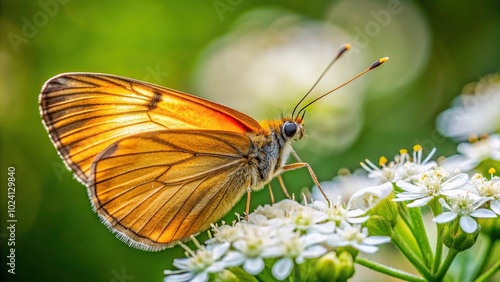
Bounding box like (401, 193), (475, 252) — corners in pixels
(315, 252), (340, 282)
(367, 192), (398, 225)
(337, 251), (355, 282)
(442, 221), (479, 251)
(214, 269), (238, 282)
(366, 215), (393, 236)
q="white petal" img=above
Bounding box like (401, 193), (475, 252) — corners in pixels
(191, 272), (208, 282)
(313, 221), (336, 234)
(460, 216), (478, 233)
(165, 272), (194, 282)
(221, 251), (245, 267)
(472, 196), (492, 209)
(470, 208), (497, 218)
(363, 236), (391, 245)
(396, 192), (427, 199)
(347, 209), (366, 217)
(441, 155), (478, 173)
(422, 148), (437, 164)
(433, 212), (457, 223)
(302, 245), (327, 259)
(301, 233), (328, 246)
(327, 238), (349, 247)
(312, 211), (329, 223)
(407, 196), (433, 207)
(172, 258), (191, 270)
(206, 262), (226, 273)
(272, 257), (294, 280)
(491, 200), (500, 214)
(441, 189), (468, 197)
(312, 200), (328, 210)
(442, 173), (469, 190)
(352, 243), (379, 253)
(244, 258), (264, 275)
(262, 246), (283, 258)
(212, 242), (230, 260)
(347, 215), (370, 224)
(373, 182), (394, 197)
(232, 240), (246, 252)
(396, 180), (424, 193)
(438, 197), (453, 210)
(348, 183), (393, 211)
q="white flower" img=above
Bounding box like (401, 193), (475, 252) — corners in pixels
(251, 203), (286, 220)
(433, 192), (497, 233)
(312, 199), (368, 225)
(326, 222), (390, 253)
(226, 225), (280, 275)
(290, 205), (335, 234)
(347, 182), (393, 213)
(395, 167), (469, 207)
(270, 232), (328, 280)
(469, 173), (500, 214)
(164, 243), (230, 282)
(440, 134), (500, 173)
(165, 199), (389, 281)
(311, 169), (377, 202)
(360, 156), (398, 183)
(360, 146), (438, 185)
(396, 145), (437, 182)
(437, 74), (500, 140)
(207, 223), (242, 245)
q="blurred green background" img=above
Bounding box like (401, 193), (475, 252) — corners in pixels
(1, 0), (499, 281)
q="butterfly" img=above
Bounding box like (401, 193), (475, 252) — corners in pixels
(39, 44), (387, 251)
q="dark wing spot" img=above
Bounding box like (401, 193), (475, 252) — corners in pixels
(148, 91), (163, 110)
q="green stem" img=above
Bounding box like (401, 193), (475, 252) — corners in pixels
(391, 229), (433, 280)
(428, 198), (443, 274)
(474, 260), (500, 282)
(355, 256), (426, 282)
(433, 229), (443, 274)
(398, 202), (413, 229)
(292, 261), (301, 282)
(435, 248), (458, 281)
(407, 206), (433, 268)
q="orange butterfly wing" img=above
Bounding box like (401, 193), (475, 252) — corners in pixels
(39, 73), (262, 184)
(88, 130), (253, 251)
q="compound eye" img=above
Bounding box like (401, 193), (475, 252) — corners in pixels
(283, 121), (297, 138)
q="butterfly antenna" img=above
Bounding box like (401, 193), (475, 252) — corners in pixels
(291, 43), (351, 119)
(296, 57), (389, 117)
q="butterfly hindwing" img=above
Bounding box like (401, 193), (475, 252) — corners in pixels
(88, 129), (255, 251)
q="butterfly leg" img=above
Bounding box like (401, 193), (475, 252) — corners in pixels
(268, 183), (275, 204)
(245, 189), (251, 221)
(282, 162), (330, 205)
(291, 149), (303, 162)
(277, 175), (292, 199)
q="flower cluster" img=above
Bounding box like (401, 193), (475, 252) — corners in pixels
(357, 145), (499, 234)
(164, 197), (391, 282)
(439, 134), (500, 173)
(164, 144), (500, 281)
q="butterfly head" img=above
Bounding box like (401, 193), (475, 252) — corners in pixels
(280, 116), (305, 141)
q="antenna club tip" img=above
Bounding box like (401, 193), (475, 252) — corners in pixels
(369, 57), (389, 69)
(344, 43), (351, 50)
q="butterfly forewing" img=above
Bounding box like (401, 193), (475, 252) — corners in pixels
(39, 73), (261, 183)
(88, 130), (254, 251)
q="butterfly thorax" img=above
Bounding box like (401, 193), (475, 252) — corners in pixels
(245, 117), (304, 191)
